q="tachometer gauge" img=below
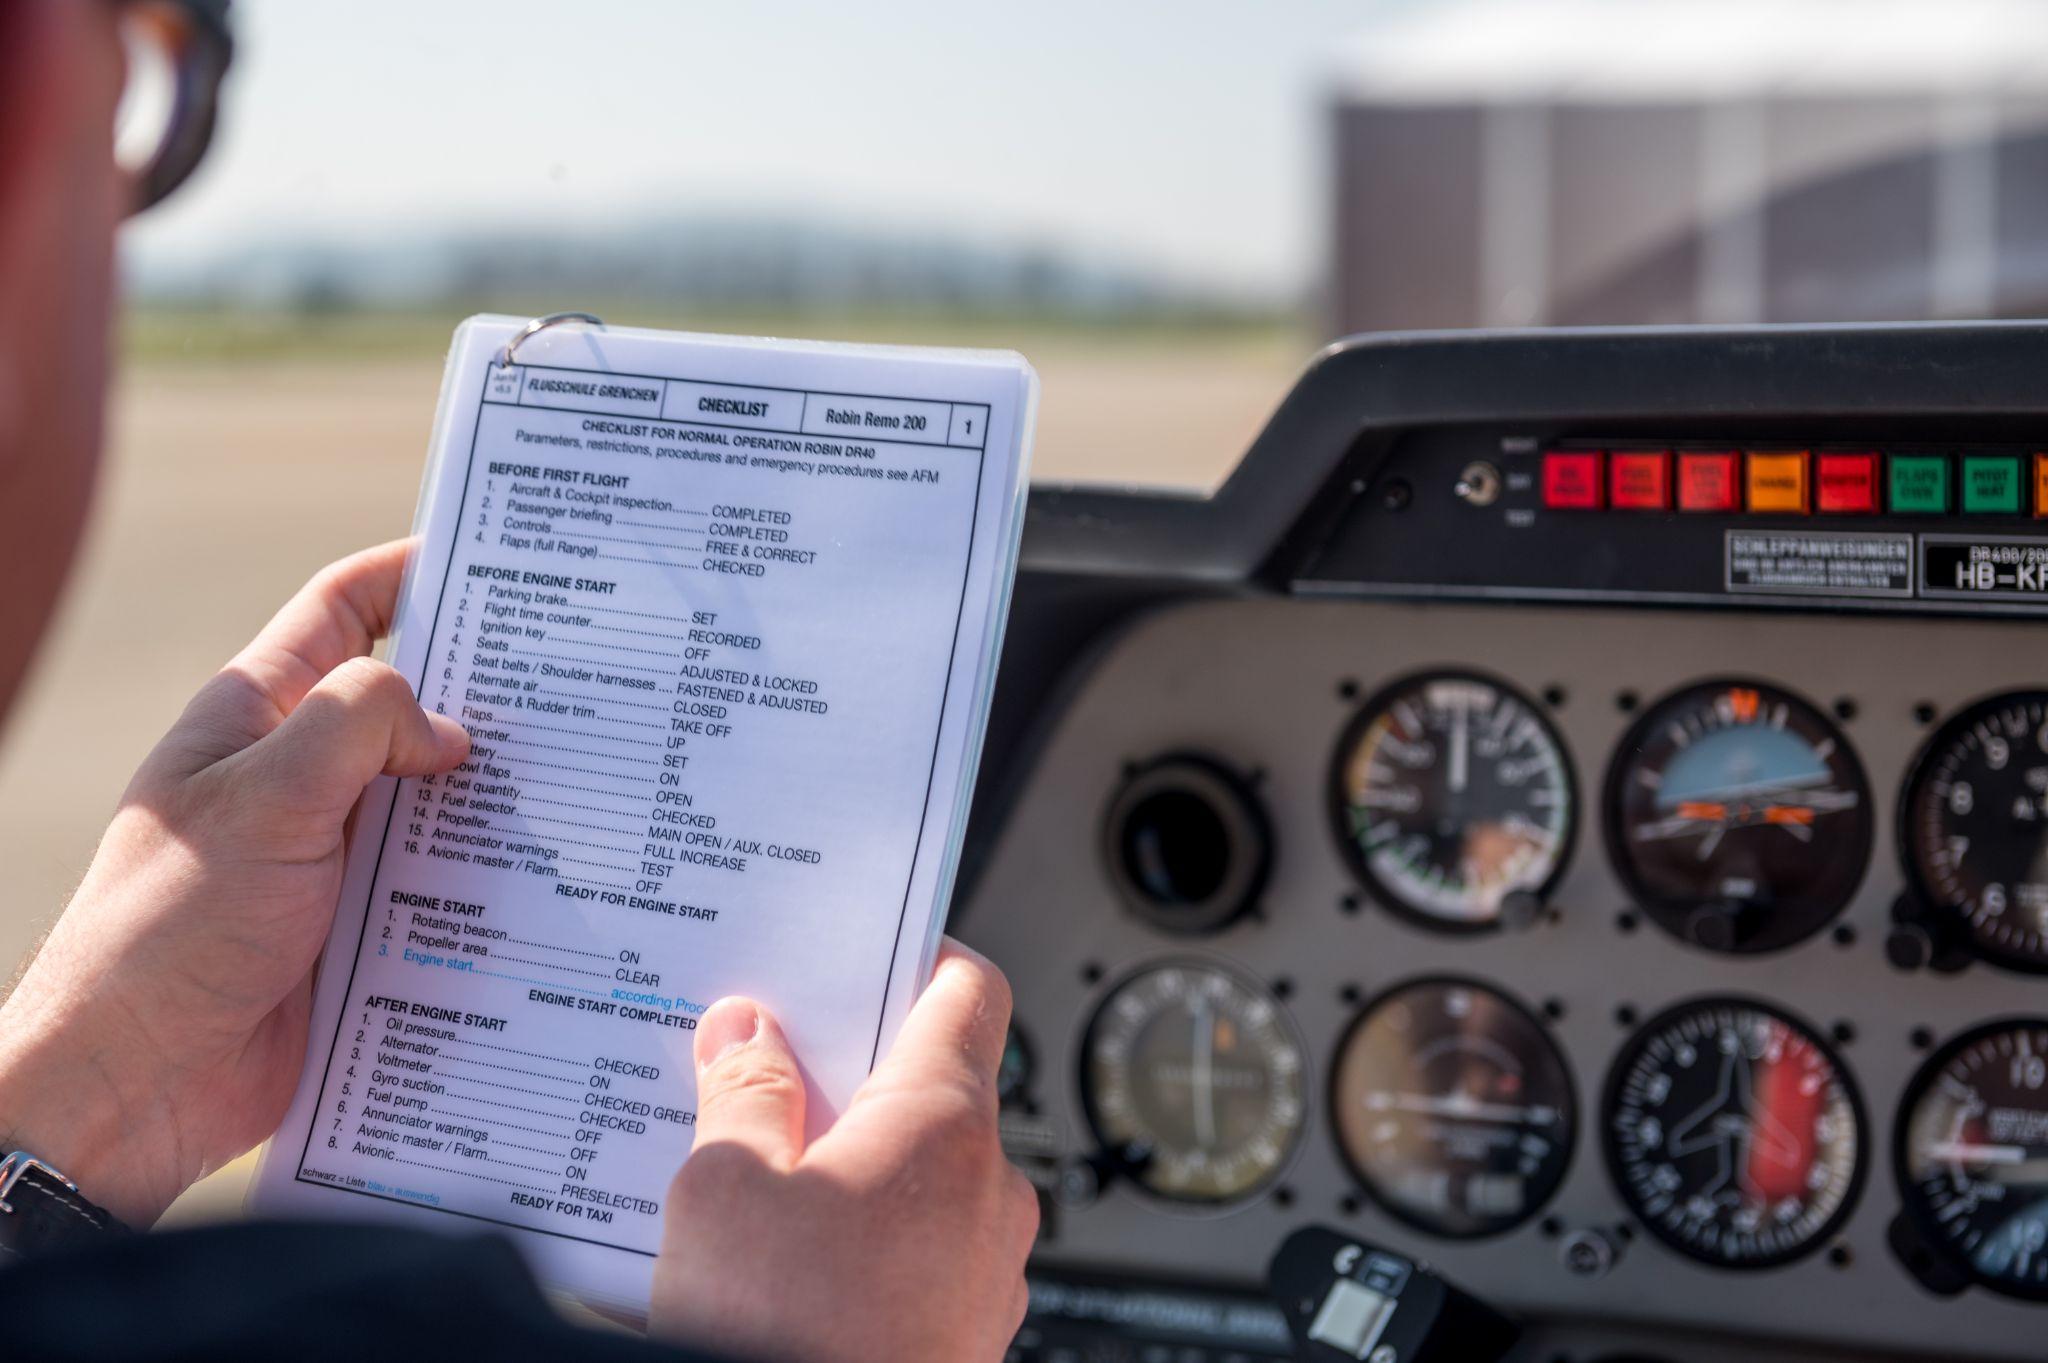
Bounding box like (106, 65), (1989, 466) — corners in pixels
(1080, 960), (1308, 1205)
(1605, 680), (1871, 952)
(1331, 671), (1575, 932)
(1898, 692), (2048, 973)
(1330, 977), (1575, 1238)
(1896, 1020), (2048, 1300)
(1604, 998), (1865, 1268)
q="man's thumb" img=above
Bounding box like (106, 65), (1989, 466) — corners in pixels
(235, 656), (469, 816)
(691, 998), (806, 1171)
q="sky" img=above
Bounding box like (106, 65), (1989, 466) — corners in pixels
(124, 0), (1417, 300)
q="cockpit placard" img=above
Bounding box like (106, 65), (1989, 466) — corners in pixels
(1723, 530), (1913, 599)
(1919, 536), (2048, 601)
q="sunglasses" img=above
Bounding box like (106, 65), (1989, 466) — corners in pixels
(113, 0), (233, 215)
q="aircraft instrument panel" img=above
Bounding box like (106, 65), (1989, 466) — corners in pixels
(967, 325), (2048, 1363)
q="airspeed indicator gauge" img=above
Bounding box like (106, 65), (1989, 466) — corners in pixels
(1331, 671), (1575, 932)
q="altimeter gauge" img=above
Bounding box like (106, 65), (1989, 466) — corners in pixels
(1897, 692), (2048, 973)
(1331, 671), (1575, 932)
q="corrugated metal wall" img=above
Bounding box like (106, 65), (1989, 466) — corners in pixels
(1331, 97), (2048, 334)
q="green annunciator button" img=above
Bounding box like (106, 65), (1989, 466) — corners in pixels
(1961, 455), (2022, 513)
(1888, 455), (1950, 513)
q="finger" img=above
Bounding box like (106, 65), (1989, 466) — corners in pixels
(691, 998), (807, 1173)
(869, 939), (1012, 1091)
(171, 541), (415, 765)
(217, 655), (468, 822)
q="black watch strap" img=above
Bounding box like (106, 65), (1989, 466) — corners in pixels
(0, 1152), (130, 1263)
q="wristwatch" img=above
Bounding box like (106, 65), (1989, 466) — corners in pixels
(0, 1151), (130, 1262)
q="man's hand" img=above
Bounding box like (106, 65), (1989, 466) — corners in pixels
(0, 540), (468, 1226)
(652, 942), (1039, 1363)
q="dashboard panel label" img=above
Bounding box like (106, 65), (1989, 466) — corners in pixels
(1724, 530), (1913, 598)
(1919, 535), (2048, 600)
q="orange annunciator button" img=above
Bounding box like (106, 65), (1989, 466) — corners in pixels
(1745, 451), (1810, 514)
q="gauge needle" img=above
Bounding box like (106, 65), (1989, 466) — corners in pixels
(1925, 1141), (2030, 1164)
(1368, 1090), (1550, 1124)
(1191, 996), (1217, 1150)
(1449, 703), (1470, 794)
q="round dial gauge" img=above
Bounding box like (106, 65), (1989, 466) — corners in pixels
(1897, 1020), (2048, 1299)
(1331, 671), (1575, 932)
(1900, 692), (2048, 973)
(1330, 977), (1576, 1238)
(1605, 680), (1871, 953)
(1080, 960), (1308, 1204)
(1604, 999), (1865, 1268)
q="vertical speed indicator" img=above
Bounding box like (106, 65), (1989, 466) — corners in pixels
(1331, 671), (1576, 932)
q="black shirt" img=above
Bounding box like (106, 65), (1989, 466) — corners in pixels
(0, 1222), (738, 1362)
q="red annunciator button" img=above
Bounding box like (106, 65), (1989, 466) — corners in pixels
(1609, 450), (1671, 510)
(1676, 451), (1740, 512)
(1542, 450), (1603, 509)
(1815, 452), (1880, 514)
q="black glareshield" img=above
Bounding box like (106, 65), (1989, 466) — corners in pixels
(1267, 1225), (1518, 1363)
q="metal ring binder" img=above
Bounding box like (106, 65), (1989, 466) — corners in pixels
(498, 311), (607, 369)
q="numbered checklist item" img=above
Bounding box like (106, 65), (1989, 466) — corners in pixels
(251, 317), (1037, 1312)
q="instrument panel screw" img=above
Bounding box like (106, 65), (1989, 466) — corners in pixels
(1369, 1346), (1399, 1363)
(1378, 479), (1412, 511)
(1913, 701), (1937, 725)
